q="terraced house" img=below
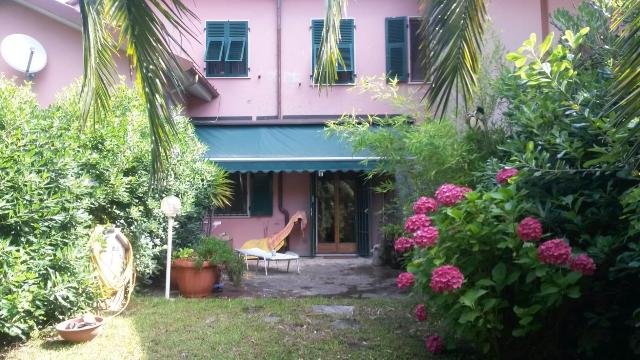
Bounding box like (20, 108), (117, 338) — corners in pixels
(0, 0), (574, 256)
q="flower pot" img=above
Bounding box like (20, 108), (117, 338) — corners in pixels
(171, 259), (219, 298)
(55, 316), (104, 342)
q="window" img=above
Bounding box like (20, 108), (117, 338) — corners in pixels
(312, 19), (355, 84)
(205, 21), (248, 77)
(216, 173), (249, 215)
(409, 18), (425, 82)
(385, 17), (425, 83)
(215, 173), (273, 216)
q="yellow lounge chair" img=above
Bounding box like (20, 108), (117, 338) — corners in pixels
(238, 210), (307, 267)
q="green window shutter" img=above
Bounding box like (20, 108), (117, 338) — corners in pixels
(250, 173), (273, 216)
(205, 21), (248, 77)
(206, 38), (225, 61)
(226, 22), (248, 62)
(311, 19), (324, 72)
(205, 22), (226, 69)
(338, 19), (354, 72)
(385, 17), (408, 82)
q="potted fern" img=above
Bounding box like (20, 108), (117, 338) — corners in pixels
(172, 236), (242, 298)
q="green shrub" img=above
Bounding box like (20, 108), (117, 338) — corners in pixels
(399, 3), (640, 357)
(0, 79), (97, 343)
(404, 180), (592, 357)
(0, 78), (231, 343)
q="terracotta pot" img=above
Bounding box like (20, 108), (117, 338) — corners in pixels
(55, 316), (104, 342)
(171, 259), (219, 298)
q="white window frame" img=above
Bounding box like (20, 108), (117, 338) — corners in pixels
(203, 19), (252, 79)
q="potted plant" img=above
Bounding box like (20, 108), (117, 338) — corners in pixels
(171, 236), (236, 298)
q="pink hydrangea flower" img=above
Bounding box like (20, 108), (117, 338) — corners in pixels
(414, 226), (439, 248)
(538, 239), (572, 265)
(570, 254), (596, 275)
(496, 167), (519, 184)
(396, 272), (415, 289)
(415, 304), (428, 322)
(404, 214), (432, 233)
(394, 237), (414, 253)
(413, 196), (438, 214)
(430, 265), (464, 293)
(435, 183), (471, 206)
(517, 217), (543, 241)
(425, 334), (444, 354)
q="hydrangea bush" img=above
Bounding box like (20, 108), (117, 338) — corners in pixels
(395, 175), (595, 356)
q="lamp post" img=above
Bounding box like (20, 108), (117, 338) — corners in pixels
(161, 195), (181, 299)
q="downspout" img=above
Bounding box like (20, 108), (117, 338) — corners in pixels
(278, 173), (290, 225)
(278, 173), (290, 251)
(276, 0), (283, 120)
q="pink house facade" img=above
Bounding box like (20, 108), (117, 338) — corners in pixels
(1, 0), (576, 256)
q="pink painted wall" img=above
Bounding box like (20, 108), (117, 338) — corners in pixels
(182, 0), (423, 119)
(181, 0), (575, 120)
(209, 173), (312, 255)
(0, 1), (83, 105)
(0, 1), (130, 105)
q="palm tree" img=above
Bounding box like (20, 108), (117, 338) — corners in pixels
(79, 0), (638, 177)
(79, 0), (197, 179)
(314, 0), (488, 118)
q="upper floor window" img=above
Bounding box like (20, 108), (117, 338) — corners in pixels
(385, 17), (425, 83)
(311, 19), (355, 84)
(205, 21), (248, 77)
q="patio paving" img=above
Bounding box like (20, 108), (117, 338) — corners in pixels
(219, 257), (403, 299)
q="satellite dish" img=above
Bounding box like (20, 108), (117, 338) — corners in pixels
(1, 34), (48, 80)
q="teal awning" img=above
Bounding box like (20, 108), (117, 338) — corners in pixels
(194, 125), (377, 172)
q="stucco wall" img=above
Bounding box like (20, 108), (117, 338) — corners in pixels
(0, 1), (130, 105)
(183, 0), (573, 120)
(0, 1), (83, 105)
(208, 172), (312, 255)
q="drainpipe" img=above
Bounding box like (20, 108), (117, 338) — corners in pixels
(278, 173), (290, 225)
(276, 0), (283, 120)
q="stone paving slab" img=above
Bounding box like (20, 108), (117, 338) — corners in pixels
(219, 257), (403, 299)
(311, 305), (354, 316)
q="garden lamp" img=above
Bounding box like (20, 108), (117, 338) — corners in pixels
(161, 195), (181, 299)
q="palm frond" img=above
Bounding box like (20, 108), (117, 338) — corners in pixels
(420, 0), (488, 118)
(313, 0), (348, 87)
(80, 0), (198, 181)
(79, 0), (117, 125)
(609, 0), (640, 121)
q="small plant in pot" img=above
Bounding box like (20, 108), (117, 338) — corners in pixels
(171, 236), (237, 298)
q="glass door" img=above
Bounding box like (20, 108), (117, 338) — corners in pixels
(317, 173), (357, 254)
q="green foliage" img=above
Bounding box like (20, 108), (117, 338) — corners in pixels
(327, 77), (492, 198)
(193, 236), (235, 268)
(176, 236), (245, 285)
(407, 182), (588, 356)
(0, 79), (97, 343)
(399, 2), (640, 358)
(0, 78), (231, 343)
(460, 3), (639, 356)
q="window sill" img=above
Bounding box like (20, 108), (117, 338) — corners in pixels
(310, 83), (356, 87)
(213, 214), (251, 218)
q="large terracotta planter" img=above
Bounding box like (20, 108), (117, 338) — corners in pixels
(171, 259), (219, 298)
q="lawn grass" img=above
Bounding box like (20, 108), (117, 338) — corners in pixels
(4, 295), (439, 359)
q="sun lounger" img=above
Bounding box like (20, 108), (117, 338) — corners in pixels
(235, 248), (300, 276)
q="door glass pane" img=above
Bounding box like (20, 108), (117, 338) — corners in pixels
(317, 178), (335, 244)
(338, 179), (356, 244)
